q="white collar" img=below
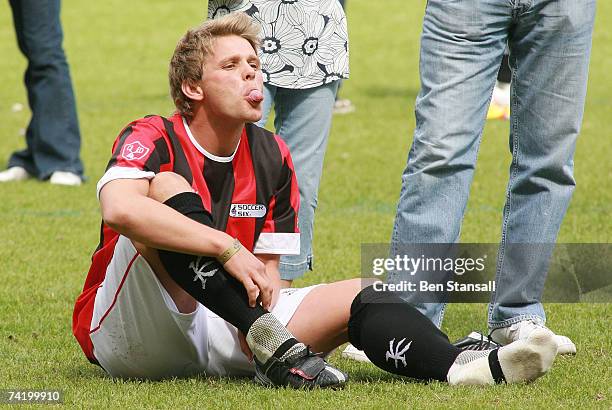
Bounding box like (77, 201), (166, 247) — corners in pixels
(181, 116), (239, 163)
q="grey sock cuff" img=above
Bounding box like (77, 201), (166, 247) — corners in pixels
(453, 349), (490, 365)
(246, 313), (301, 363)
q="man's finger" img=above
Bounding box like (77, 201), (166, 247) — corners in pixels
(251, 272), (272, 310)
(264, 283), (273, 310)
(242, 276), (259, 307)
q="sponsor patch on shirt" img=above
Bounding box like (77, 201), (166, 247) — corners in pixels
(121, 141), (150, 161)
(230, 204), (267, 218)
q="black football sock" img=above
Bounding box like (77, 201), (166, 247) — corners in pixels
(348, 286), (462, 381)
(157, 192), (304, 363)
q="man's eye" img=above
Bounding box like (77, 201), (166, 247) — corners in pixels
(223, 63), (235, 69)
(250, 63), (260, 70)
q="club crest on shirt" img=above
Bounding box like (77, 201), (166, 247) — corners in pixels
(229, 203), (266, 218)
(121, 141), (150, 161)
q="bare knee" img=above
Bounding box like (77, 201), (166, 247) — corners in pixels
(286, 279), (363, 352)
(148, 172), (192, 203)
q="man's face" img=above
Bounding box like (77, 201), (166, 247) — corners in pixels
(200, 35), (263, 123)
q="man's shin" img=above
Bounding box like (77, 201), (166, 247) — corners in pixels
(348, 286), (461, 381)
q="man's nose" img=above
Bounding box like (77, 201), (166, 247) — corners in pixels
(243, 63), (256, 80)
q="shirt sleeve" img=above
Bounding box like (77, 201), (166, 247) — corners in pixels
(253, 137), (301, 255)
(96, 118), (170, 199)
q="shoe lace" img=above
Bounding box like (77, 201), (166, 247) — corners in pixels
(468, 333), (497, 351)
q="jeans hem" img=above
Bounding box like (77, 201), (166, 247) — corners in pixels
(279, 258), (312, 281)
(488, 314), (545, 331)
(433, 303), (447, 329)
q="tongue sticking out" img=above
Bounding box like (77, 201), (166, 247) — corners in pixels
(247, 89), (263, 104)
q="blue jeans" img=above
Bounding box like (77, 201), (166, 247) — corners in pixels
(8, 0), (84, 180)
(257, 81), (339, 280)
(391, 0), (595, 329)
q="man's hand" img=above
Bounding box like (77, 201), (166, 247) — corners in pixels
(223, 247), (273, 309)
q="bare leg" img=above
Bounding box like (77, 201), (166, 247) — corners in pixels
(286, 278), (362, 353)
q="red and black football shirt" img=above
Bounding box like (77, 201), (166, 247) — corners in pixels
(97, 113), (300, 254)
(73, 113), (300, 362)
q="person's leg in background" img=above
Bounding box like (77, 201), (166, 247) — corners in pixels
(267, 81), (340, 285)
(1, 0), (84, 185)
(390, 0), (510, 327)
(488, 0), (596, 354)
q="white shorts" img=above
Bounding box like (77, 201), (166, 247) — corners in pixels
(89, 235), (318, 380)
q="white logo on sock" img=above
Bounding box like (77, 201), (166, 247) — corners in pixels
(385, 338), (412, 368)
(189, 257), (218, 289)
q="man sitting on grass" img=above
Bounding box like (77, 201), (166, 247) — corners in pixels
(72, 13), (557, 388)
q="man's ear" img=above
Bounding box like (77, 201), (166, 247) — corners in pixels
(181, 81), (204, 102)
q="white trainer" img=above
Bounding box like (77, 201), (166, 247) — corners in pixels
(341, 344), (371, 363)
(491, 319), (576, 355)
(49, 171), (82, 186)
(0, 166), (31, 182)
(0, 167), (32, 182)
(448, 328), (557, 385)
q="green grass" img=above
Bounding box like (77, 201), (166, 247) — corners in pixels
(0, 0), (610, 408)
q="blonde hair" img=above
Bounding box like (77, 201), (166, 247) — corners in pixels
(169, 12), (261, 119)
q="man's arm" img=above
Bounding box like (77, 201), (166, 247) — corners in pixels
(100, 178), (231, 255)
(100, 177), (272, 308)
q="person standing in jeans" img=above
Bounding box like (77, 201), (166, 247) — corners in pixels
(208, 0), (349, 285)
(390, 0), (596, 354)
(0, 0), (85, 186)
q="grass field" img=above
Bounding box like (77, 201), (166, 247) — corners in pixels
(0, 0), (610, 408)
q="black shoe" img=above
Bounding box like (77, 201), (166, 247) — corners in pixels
(453, 331), (500, 351)
(254, 345), (348, 389)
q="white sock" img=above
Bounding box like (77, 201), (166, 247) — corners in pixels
(447, 350), (494, 385)
(447, 329), (557, 386)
